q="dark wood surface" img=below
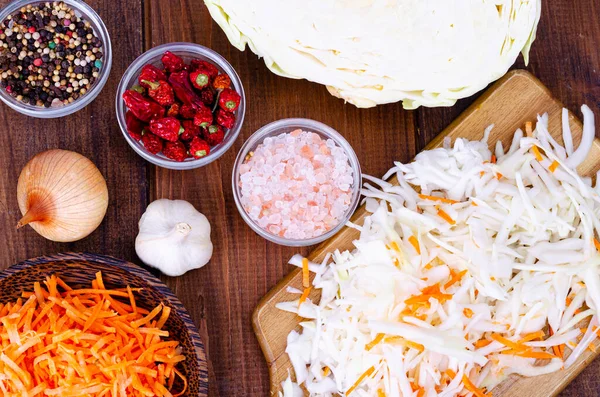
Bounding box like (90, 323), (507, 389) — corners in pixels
(0, 1), (598, 396)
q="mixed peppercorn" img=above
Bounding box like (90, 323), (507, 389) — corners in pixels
(0, 2), (104, 107)
(123, 51), (241, 161)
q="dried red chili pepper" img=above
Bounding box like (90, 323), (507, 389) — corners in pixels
(149, 117), (182, 142)
(163, 141), (188, 162)
(215, 108), (236, 129)
(199, 88), (215, 106)
(203, 124), (225, 146)
(180, 120), (199, 142)
(168, 71), (203, 108)
(193, 105), (213, 128)
(191, 60), (219, 80)
(127, 120), (145, 140)
(125, 111), (145, 141)
(190, 68), (211, 90)
(180, 104), (198, 119)
(218, 88), (241, 112)
(161, 51), (185, 73)
(189, 136), (211, 159)
(122, 90), (164, 122)
(142, 80), (175, 106)
(138, 64), (167, 87)
(213, 74), (231, 90)
(166, 102), (180, 117)
(141, 131), (163, 154)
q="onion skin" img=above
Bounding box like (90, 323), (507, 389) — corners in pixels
(16, 149), (109, 242)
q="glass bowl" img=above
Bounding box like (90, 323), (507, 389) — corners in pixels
(0, 0), (112, 118)
(232, 119), (362, 247)
(116, 42), (245, 170)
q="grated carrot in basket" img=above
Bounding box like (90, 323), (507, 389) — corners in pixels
(0, 272), (188, 397)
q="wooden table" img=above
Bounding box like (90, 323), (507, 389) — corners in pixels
(0, 1), (598, 396)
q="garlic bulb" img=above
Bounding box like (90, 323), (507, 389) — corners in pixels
(135, 199), (213, 277)
(17, 149), (109, 242)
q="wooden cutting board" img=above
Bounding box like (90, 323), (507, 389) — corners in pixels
(252, 70), (600, 396)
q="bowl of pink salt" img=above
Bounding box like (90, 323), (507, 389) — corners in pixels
(232, 118), (362, 246)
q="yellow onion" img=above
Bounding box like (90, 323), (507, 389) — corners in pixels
(16, 149), (109, 242)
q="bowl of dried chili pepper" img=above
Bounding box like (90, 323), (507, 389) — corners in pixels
(116, 42), (246, 170)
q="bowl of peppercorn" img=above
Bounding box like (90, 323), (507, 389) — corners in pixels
(116, 42), (246, 170)
(0, 0), (111, 117)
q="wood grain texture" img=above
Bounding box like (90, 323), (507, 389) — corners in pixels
(0, 0), (147, 264)
(0, 0), (597, 396)
(254, 70), (600, 396)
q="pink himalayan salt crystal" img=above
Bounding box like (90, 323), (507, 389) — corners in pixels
(239, 129), (354, 240)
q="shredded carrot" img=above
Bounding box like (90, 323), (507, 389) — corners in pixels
(389, 241), (401, 252)
(302, 257), (310, 288)
(377, 389), (386, 397)
(518, 330), (545, 344)
(496, 172), (503, 180)
(502, 349), (557, 359)
(444, 269), (468, 289)
(408, 236), (421, 255)
(346, 366), (375, 395)
(462, 374), (490, 397)
(436, 207), (456, 225)
(532, 146), (543, 162)
(416, 388), (425, 397)
(589, 343), (597, 353)
(299, 287), (312, 308)
(490, 333), (523, 350)
(365, 333), (385, 351)
(0, 273), (187, 397)
(474, 339), (492, 348)
(418, 194), (459, 205)
(463, 308), (474, 318)
(479, 171), (485, 177)
(491, 154), (497, 164)
(549, 160), (559, 172)
(323, 366), (331, 376)
(445, 369), (456, 379)
(594, 238), (600, 252)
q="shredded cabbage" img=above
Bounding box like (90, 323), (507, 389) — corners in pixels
(277, 106), (600, 396)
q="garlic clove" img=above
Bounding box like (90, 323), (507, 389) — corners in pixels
(16, 149), (109, 242)
(135, 199), (213, 277)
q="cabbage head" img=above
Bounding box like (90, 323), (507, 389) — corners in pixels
(204, 0), (541, 109)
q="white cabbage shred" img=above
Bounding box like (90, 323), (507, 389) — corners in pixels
(204, 0), (541, 109)
(277, 106), (600, 396)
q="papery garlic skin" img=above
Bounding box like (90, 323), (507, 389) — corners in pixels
(16, 149), (108, 242)
(135, 199), (213, 277)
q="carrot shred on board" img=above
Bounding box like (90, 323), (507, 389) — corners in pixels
(444, 269), (468, 290)
(302, 257), (310, 288)
(408, 236), (421, 255)
(474, 339), (492, 348)
(518, 330), (545, 344)
(0, 273), (187, 397)
(345, 366), (375, 395)
(365, 333), (385, 351)
(549, 160), (560, 172)
(491, 154), (497, 164)
(418, 194), (459, 205)
(436, 207), (456, 225)
(593, 238), (600, 252)
(298, 287), (312, 308)
(462, 374), (491, 397)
